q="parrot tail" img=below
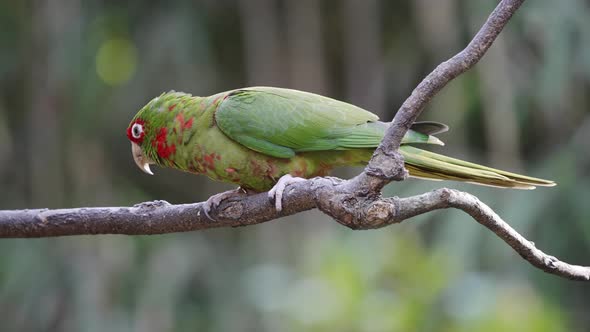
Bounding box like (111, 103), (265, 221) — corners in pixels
(400, 146), (556, 189)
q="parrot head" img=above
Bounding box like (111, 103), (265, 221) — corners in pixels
(126, 91), (194, 175)
(127, 116), (154, 175)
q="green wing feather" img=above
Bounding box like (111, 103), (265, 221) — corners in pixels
(215, 87), (441, 158)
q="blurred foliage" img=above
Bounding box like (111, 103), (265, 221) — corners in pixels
(1, 0), (589, 331)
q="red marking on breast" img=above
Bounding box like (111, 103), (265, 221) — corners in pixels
(153, 127), (176, 159)
(191, 157), (205, 173)
(155, 127), (167, 144)
(203, 154), (214, 167)
(175, 113), (184, 125)
(183, 117), (193, 129)
(195, 152), (219, 171)
(175, 113), (194, 131)
(168, 104), (177, 112)
(160, 144), (176, 159)
(187, 162), (198, 173)
(222, 167), (240, 183)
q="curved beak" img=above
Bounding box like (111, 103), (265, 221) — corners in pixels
(131, 142), (154, 175)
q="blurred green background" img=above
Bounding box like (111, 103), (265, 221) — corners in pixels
(1, 0), (589, 331)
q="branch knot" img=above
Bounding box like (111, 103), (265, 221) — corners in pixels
(365, 148), (408, 183)
(133, 200), (171, 209)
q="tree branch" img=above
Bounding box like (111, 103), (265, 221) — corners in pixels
(1, 181), (588, 281)
(1, 0), (588, 281)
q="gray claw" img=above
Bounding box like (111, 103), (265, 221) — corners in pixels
(202, 188), (244, 221)
(268, 174), (306, 212)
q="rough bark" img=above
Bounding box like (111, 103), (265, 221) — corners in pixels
(1, 0), (588, 281)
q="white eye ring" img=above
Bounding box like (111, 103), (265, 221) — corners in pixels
(131, 123), (143, 139)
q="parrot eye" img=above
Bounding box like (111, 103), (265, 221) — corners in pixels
(131, 123), (144, 139)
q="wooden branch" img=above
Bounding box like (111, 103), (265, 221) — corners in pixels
(1, 0), (587, 281)
(1, 181), (588, 281)
(0, 179), (323, 237)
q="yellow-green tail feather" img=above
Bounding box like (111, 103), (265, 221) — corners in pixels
(400, 146), (556, 189)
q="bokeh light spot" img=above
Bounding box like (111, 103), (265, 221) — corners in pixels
(96, 38), (137, 86)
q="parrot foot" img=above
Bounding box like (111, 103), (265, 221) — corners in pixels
(202, 187), (248, 220)
(268, 174), (307, 212)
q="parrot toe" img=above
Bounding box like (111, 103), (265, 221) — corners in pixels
(268, 174), (307, 212)
(202, 188), (247, 220)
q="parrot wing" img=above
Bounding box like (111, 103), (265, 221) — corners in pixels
(215, 87), (443, 158)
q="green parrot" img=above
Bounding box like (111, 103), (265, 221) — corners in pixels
(127, 87), (555, 213)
